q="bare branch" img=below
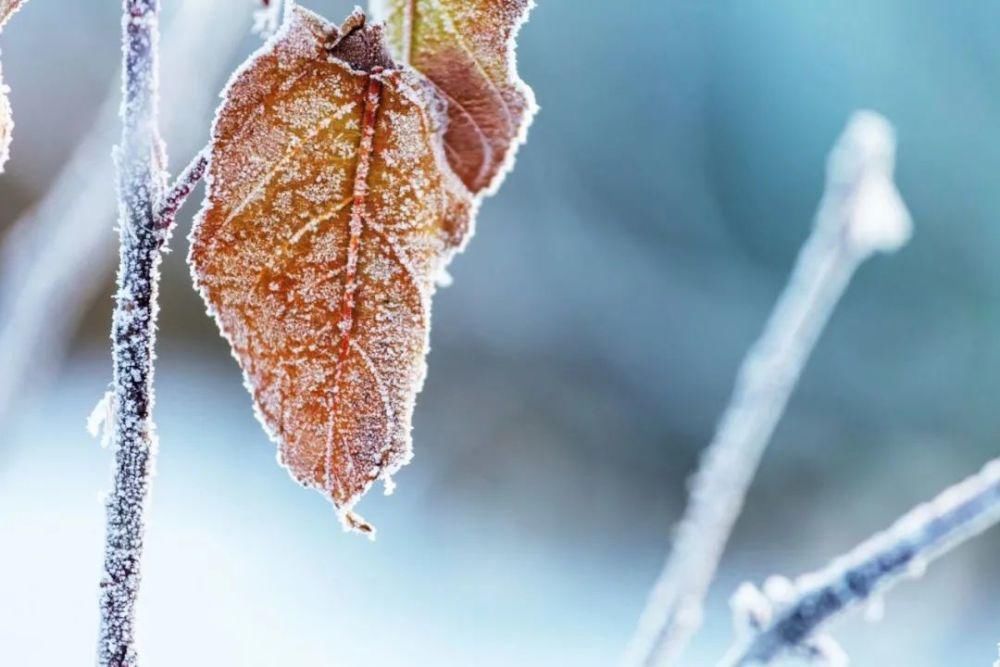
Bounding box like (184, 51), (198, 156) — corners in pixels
(0, 0), (249, 431)
(154, 148), (207, 234)
(622, 111), (913, 667)
(97, 1), (164, 665)
(719, 457), (1000, 667)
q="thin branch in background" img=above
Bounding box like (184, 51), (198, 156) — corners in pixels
(719, 457), (1000, 667)
(97, 1), (165, 664)
(622, 111), (913, 667)
(0, 0), (249, 432)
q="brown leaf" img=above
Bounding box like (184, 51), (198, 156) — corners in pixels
(189, 7), (472, 533)
(0, 63), (11, 171)
(0, 0), (25, 30)
(372, 0), (537, 195)
(0, 0), (27, 172)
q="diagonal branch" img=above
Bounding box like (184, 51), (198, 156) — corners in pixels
(719, 457), (1000, 666)
(154, 148), (207, 234)
(622, 111), (913, 667)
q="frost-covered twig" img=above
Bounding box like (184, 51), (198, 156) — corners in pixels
(719, 457), (1000, 667)
(0, 0), (248, 431)
(622, 111), (912, 667)
(97, 2), (166, 665)
(154, 148), (207, 233)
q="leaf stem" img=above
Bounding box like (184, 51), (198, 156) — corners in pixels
(155, 148), (207, 234)
(719, 457), (1000, 666)
(97, 2), (164, 665)
(622, 111), (912, 667)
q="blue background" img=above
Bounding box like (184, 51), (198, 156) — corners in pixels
(1, 1), (998, 664)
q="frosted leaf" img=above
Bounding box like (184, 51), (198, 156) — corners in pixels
(189, 6), (472, 535)
(0, 0), (28, 172)
(434, 266), (453, 287)
(0, 0), (26, 31)
(0, 73), (10, 171)
(372, 0), (537, 195)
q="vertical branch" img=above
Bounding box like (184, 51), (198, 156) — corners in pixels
(98, 1), (164, 666)
(719, 457), (1000, 666)
(0, 0), (250, 432)
(622, 111), (913, 667)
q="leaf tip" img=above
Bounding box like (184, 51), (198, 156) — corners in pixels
(340, 509), (376, 539)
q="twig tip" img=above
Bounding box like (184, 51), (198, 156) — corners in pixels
(828, 110), (913, 256)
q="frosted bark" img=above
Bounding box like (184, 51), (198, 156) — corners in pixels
(719, 457), (1000, 666)
(97, 2), (165, 665)
(155, 149), (207, 231)
(0, 0), (248, 430)
(622, 111), (912, 667)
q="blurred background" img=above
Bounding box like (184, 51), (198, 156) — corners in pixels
(1, 1), (999, 665)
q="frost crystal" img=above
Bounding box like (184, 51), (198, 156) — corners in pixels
(0, 0), (29, 172)
(87, 390), (116, 449)
(372, 0), (538, 195)
(729, 582), (772, 635)
(824, 111), (912, 255)
(862, 594), (885, 623)
(252, 0), (286, 38)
